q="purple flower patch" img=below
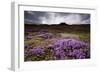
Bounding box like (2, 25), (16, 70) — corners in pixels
(30, 47), (44, 56)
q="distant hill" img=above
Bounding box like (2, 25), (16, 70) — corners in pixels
(25, 23), (90, 33)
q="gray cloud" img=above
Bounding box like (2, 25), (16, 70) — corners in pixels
(24, 11), (90, 25)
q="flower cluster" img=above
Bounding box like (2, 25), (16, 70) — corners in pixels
(47, 39), (89, 59)
(30, 47), (44, 56)
(38, 33), (53, 39)
(25, 38), (90, 61)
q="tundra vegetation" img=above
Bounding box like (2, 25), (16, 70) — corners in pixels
(24, 24), (90, 61)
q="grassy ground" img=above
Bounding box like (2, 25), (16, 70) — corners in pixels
(24, 24), (90, 61)
(25, 24), (90, 41)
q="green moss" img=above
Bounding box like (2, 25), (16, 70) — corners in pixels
(78, 33), (90, 42)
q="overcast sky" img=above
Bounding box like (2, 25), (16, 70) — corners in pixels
(24, 11), (90, 25)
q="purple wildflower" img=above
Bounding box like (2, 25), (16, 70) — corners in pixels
(26, 35), (33, 39)
(30, 47), (44, 56)
(38, 30), (48, 34)
(38, 33), (53, 39)
(51, 39), (88, 59)
(54, 39), (87, 49)
(24, 45), (33, 49)
(69, 49), (86, 59)
(54, 47), (66, 59)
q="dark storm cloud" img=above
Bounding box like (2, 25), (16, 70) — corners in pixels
(24, 11), (47, 24)
(24, 11), (90, 25)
